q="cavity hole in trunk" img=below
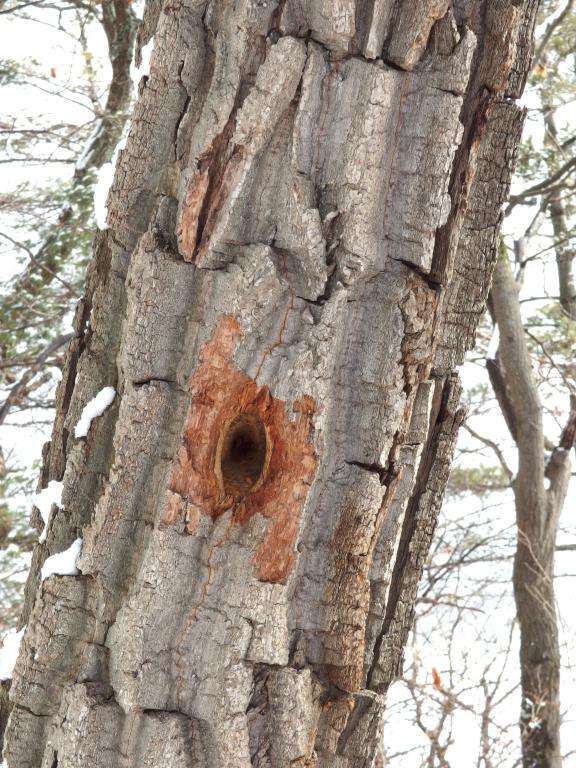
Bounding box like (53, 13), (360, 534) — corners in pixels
(218, 413), (268, 496)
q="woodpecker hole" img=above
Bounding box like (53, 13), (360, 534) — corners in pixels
(216, 413), (269, 497)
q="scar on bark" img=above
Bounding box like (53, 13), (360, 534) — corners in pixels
(162, 315), (317, 583)
(177, 116), (243, 262)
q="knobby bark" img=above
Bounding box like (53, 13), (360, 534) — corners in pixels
(489, 245), (575, 768)
(2, 1), (537, 765)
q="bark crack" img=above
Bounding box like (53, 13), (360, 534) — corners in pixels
(132, 377), (177, 387)
(367, 376), (465, 690)
(344, 459), (391, 486)
(254, 285), (295, 382)
(173, 507), (238, 709)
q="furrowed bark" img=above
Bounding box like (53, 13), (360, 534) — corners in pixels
(2, 1), (537, 765)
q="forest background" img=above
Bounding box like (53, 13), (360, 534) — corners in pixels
(0, 1), (574, 765)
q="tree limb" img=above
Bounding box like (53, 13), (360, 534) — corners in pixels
(0, 333), (73, 426)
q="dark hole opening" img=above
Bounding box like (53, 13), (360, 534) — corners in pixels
(219, 413), (267, 496)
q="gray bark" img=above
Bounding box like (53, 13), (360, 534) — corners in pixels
(2, 1), (535, 765)
(489, 245), (575, 768)
(542, 109), (576, 320)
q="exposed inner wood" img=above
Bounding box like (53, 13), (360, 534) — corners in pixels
(216, 412), (269, 496)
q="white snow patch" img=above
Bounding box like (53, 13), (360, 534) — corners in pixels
(34, 480), (63, 543)
(93, 134), (128, 230)
(75, 117), (104, 173)
(131, 38), (154, 84)
(74, 386), (116, 438)
(486, 326), (500, 359)
(41, 538), (82, 581)
(323, 210), (339, 224)
(0, 626), (25, 681)
(132, 0), (145, 20)
(94, 163), (113, 230)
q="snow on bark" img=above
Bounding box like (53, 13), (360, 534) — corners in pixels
(75, 118), (105, 174)
(93, 137), (128, 230)
(0, 627), (25, 681)
(40, 539), (82, 581)
(33, 481), (63, 543)
(131, 38), (154, 84)
(74, 387), (116, 438)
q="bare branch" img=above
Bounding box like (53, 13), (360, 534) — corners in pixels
(0, 333), (73, 426)
(0, 231), (80, 297)
(532, 0), (575, 70)
(463, 422), (514, 481)
(506, 155), (576, 214)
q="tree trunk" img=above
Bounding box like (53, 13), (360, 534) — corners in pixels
(2, 2), (535, 765)
(489, 245), (574, 768)
(542, 108), (576, 320)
